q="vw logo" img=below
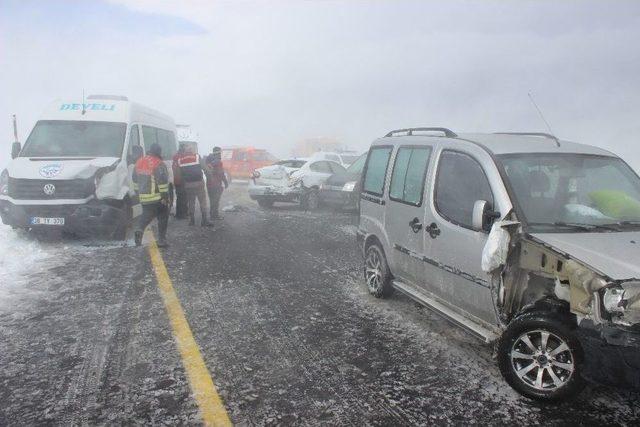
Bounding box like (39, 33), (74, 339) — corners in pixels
(43, 184), (56, 196)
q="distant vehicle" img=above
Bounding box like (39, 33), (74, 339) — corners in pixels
(358, 127), (640, 401)
(310, 151), (362, 167)
(176, 124), (199, 154)
(319, 152), (367, 211)
(222, 147), (278, 181)
(0, 95), (178, 239)
(248, 159), (345, 209)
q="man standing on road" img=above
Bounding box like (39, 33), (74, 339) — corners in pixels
(172, 143), (188, 219)
(176, 145), (214, 227)
(132, 143), (170, 248)
(204, 146), (229, 220)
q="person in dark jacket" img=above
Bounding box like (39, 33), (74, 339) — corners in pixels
(205, 146), (229, 220)
(175, 145), (213, 227)
(171, 143), (188, 219)
(132, 143), (170, 247)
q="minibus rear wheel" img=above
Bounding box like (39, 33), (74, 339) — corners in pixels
(364, 243), (394, 298)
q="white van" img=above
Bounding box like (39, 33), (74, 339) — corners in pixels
(0, 95), (178, 238)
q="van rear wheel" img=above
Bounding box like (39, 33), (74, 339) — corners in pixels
(497, 311), (585, 401)
(364, 244), (393, 298)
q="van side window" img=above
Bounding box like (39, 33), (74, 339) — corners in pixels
(142, 126), (158, 149)
(389, 146), (432, 206)
(157, 129), (177, 158)
(362, 147), (393, 196)
(435, 151), (494, 229)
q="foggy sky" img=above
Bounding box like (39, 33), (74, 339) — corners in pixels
(1, 0), (639, 171)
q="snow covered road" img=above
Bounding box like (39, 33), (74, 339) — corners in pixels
(1, 184), (639, 425)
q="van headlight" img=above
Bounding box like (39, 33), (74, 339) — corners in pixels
(342, 181), (356, 192)
(603, 287), (627, 314)
(0, 169), (9, 196)
(602, 281), (640, 315)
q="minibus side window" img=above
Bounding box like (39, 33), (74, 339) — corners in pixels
(434, 150), (494, 229)
(142, 126), (158, 151)
(362, 146), (393, 197)
(389, 146), (432, 206)
(157, 129), (177, 158)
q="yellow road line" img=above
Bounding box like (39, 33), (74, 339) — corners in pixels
(147, 233), (233, 427)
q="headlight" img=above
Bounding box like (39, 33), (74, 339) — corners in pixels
(0, 169), (9, 196)
(603, 287), (626, 314)
(603, 281), (640, 314)
(342, 181), (356, 192)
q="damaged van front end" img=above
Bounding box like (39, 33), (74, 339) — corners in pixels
(488, 220), (640, 390)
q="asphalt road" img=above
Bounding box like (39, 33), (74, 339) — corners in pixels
(1, 183), (639, 425)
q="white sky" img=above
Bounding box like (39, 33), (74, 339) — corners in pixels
(1, 0), (639, 171)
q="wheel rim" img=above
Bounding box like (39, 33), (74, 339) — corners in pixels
(365, 249), (383, 293)
(510, 329), (575, 391)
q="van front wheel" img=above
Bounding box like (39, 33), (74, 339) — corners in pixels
(497, 312), (585, 402)
(364, 244), (393, 298)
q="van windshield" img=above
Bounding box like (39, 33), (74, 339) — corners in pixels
(499, 153), (640, 231)
(21, 120), (127, 158)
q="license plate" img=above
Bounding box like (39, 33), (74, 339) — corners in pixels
(30, 217), (65, 226)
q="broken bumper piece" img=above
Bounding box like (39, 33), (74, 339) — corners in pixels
(578, 319), (640, 390)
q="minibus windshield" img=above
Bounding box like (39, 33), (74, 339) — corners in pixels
(499, 153), (640, 231)
(21, 120), (127, 158)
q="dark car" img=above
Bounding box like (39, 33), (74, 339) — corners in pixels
(319, 152), (367, 210)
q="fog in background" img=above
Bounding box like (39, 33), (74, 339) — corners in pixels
(1, 0), (639, 171)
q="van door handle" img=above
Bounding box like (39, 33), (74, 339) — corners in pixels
(426, 222), (441, 239)
(409, 217), (422, 233)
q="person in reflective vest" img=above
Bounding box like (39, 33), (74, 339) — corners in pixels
(204, 146), (229, 220)
(132, 143), (170, 247)
(176, 145), (213, 227)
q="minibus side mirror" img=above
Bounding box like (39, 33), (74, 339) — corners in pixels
(472, 200), (500, 232)
(11, 142), (21, 159)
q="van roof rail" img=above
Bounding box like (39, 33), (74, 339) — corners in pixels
(494, 132), (560, 147)
(385, 127), (458, 138)
(87, 94), (129, 101)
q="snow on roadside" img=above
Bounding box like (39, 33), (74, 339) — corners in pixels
(0, 227), (56, 303)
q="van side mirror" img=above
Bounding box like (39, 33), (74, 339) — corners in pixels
(11, 142), (21, 159)
(472, 200), (500, 232)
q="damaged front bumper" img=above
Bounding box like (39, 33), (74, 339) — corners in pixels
(578, 320), (640, 389)
(248, 182), (301, 203)
(0, 198), (125, 236)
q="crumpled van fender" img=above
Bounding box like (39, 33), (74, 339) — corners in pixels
(95, 161), (130, 201)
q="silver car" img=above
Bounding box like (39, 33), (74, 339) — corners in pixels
(357, 127), (640, 401)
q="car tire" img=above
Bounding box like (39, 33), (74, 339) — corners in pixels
(257, 199), (274, 209)
(301, 188), (320, 210)
(364, 243), (394, 298)
(497, 311), (585, 402)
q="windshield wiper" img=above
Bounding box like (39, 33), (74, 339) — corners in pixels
(603, 220), (640, 229)
(528, 222), (618, 232)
